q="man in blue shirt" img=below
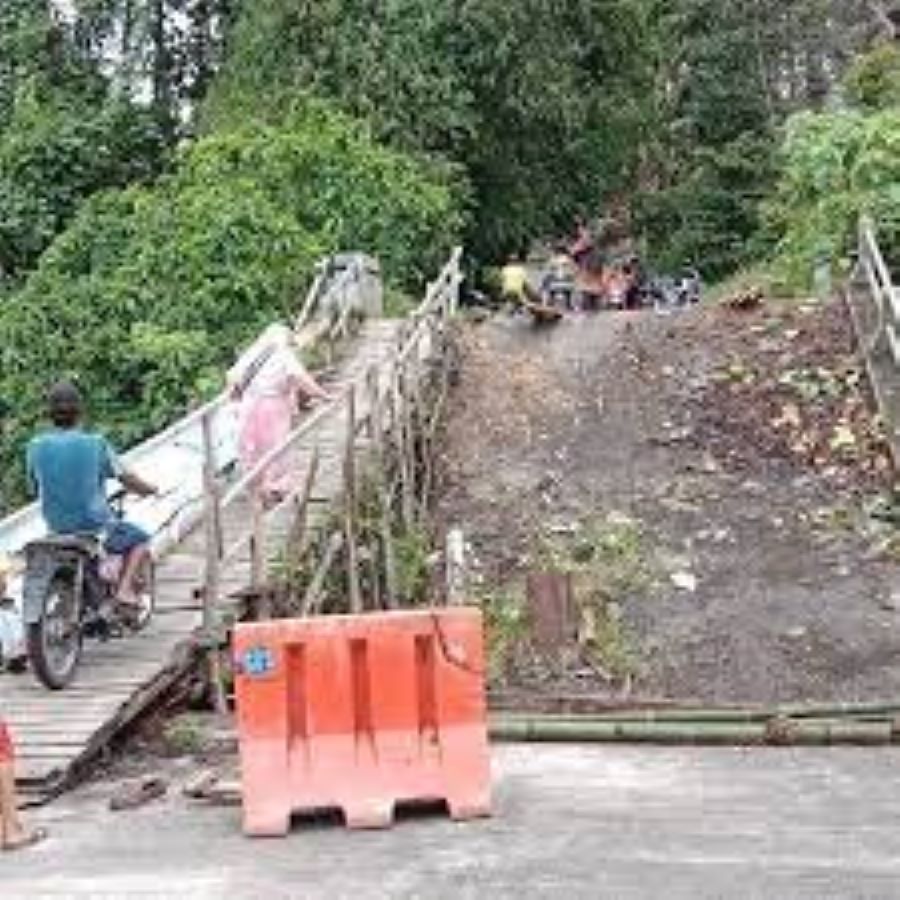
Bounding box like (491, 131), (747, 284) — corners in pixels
(27, 382), (159, 613)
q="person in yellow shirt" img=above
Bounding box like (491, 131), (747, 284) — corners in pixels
(500, 255), (529, 304)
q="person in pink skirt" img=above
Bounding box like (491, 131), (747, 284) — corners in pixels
(227, 324), (331, 503)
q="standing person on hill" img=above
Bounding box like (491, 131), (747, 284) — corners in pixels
(0, 720), (46, 851)
(570, 219), (595, 270)
(227, 323), (330, 505)
(541, 246), (577, 309)
(500, 254), (530, 306)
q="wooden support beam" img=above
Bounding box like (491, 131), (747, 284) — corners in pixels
(302, 532), (345, 616)
(344, 387), (363, 613)
(292, 447), (321, 562)
(201, 412), (228, 714)
(367, 366), (398, 608)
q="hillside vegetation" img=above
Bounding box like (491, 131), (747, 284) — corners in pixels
(0, 1), (898, 509)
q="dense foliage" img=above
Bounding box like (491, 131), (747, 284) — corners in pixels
(637, 0), (881, 279)
(0, 0), (897, 511)
(0, 103), (463, 505)
(206, 0), (652, 262)
(768, 44), (900, 283)
(0, 93), (165, 280)
(209, 0), (891, 276)
(0, 2), (172, 284)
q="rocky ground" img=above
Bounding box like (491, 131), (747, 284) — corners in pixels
(435, 297), (900, 705)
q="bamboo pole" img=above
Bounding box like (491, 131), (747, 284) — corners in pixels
(367, 367), (398, 608)
(292, 447), (320, 561)
(489, 716), (895, 747)
(301, 532), (345, 616)
(420, 327), (453, 507)
(248, 481), (271, 619)
(491, 707), (900, 726)
(249, 482), (265, 589)
(445, 527), (467, 606)
(367, 543), (382, 610)
(395, 355), (416, 528)
(406, 344), (430, 518)
(200, 412), (228, 714)
(343, 387), (363, 613)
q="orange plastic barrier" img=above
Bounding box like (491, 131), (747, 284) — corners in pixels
(233, 608), (492, 836)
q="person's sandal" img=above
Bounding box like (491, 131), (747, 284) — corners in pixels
(1, 827), (48, 852)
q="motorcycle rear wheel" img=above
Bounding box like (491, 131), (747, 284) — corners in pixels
(28, 572), (83, 690)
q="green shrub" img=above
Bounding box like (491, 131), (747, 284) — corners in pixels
(844, 43), (900, 112)
(766, 108), (900, 287)
(0, 100), (464, 509)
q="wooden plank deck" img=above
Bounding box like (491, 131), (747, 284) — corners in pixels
(0, 319), (403, 797)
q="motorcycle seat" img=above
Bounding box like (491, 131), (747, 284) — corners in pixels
(26, 534), (100, 555)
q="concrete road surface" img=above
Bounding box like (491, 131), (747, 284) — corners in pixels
(4, 745), (900, 899)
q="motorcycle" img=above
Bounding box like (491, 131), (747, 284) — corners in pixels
(22, 491), (155, 690)
(544, 280), (576, 310)
(642, 269), (703, 312)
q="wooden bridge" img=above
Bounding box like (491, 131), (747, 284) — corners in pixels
(0, 251), (461, 797)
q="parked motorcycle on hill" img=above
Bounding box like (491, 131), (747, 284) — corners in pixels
(642, 268), (703, 311)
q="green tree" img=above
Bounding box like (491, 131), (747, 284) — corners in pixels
(638, 0), (879, 279)
(206, 0), (655, 262)
(844, 41), (900, 110)
(0, 92), (165, 280)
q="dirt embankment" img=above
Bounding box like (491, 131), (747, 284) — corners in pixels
(436, 299), (900, 705)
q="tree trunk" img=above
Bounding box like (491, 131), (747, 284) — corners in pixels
(149, 0), (176, 142)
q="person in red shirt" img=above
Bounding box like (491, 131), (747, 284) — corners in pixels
(1, 720), (46, 851)
(570, 219), (595, 270)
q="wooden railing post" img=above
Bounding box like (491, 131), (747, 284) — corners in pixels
(201, 411), (228, 713)
(292, 447), (320, 562)
(249, 480), (268, 618)
(367, 366), (398, 608)
(446, 527), (467, 605)
(343, 387), (363, 613)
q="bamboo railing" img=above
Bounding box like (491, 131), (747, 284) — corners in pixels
(197, 249), (463, 677)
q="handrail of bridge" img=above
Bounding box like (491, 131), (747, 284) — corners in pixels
(198, 247), (463, 639)
(849, 215), (900, 464)
(856, 216), (900, 358)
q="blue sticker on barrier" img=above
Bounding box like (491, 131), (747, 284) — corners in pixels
(243, 646), (276, 678)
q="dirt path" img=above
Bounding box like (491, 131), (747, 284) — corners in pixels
(437, 302), (900, 705)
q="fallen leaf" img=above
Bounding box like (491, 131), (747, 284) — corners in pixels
(773, 403), (802, 430)
(671, 571), (698, 592)
(830, 424), (857, 452)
